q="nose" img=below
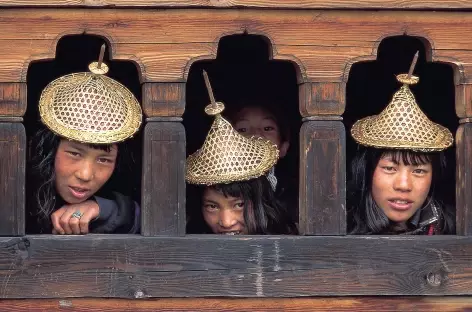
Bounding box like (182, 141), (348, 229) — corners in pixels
(393, 169), (412, 192)
(74, 160), (95, 182)
(219, 209), (238, 229)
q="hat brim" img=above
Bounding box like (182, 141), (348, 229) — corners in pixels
(351, 115), (454, 152)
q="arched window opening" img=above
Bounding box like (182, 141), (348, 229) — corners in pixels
(184, 34), (300, 234)
(345, 36), (457, 234)
(25, 35), (142, 234)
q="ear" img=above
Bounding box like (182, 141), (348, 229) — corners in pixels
(278, 141), (290, 158)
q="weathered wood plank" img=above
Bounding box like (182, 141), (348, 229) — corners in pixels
(142, 122), (186, 236)
(1, 297), (472, 312)
(3, 11), (472, 82)
(0, 235), (470, 297)
(0, 83), (27, 116)
(456, 123), (472, 235)
(0, 123), (25, 236)
(299, 121), (346, 235)
(1, 10), (472, 49)
(0, 0), (472, 9)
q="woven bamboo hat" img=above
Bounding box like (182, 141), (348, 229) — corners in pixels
(39, 45), (142, 144)
(351, 52), (453, 152)
(186, 71), (279, 185)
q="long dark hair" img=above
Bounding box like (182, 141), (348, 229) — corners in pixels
(27, 127), (125, 233)
(347, 146), (455, 234)
(187, 176), (298, 235)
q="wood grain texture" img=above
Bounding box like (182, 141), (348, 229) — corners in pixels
(0, 0), (472, 9)
(456, 123), (472, 235)
(0, 123), (25, 235)
(142, 122), (186, 236)
(0, 10), (472, 83)
(299, 82), (346, 116)
(1, 297), (472, 312)
(299, 121), (346, 235)
(0, 83), (27, 116)
(0, 235), (470, 297)
(142, 83), (186, 117)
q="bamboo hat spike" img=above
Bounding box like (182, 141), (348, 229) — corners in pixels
(185, 71), (279, 185)
(351, 51), (453, 152)
(39, 44), (142, 144)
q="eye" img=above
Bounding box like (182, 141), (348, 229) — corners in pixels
(382, 166), (396, 172)
(263, 126), (275, 132)
(413, 168), (428, 174)
(98, 157), (113, 164)
(234, 202), (245, 209)
(237, 127), (247, 133)
(66, 151), (81, 157)
(204, 204), (218, 212)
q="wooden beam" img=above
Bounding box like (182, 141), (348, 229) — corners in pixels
(0, 123), (25, 236)
(1, 297), (472, 312)
(0, 0), (471, 10)
(141, 122), (186, 236)
(299, 121), (346, 235)
(456, 122), (472, 235)
(1, 235), (469, 298)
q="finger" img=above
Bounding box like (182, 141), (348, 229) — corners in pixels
(51, 208), (67, 235)
(52, 229), (58, 235)
(78, 208), (96, 234)
(59, 207), (77, 234)
(69, 213), (82, 235)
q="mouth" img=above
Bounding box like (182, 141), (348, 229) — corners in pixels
(387, 198), (413, 211)
(220, 231), (242, 235)
(68, 186), (91, 200)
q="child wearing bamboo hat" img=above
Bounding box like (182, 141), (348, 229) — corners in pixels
(28, 45), (142, 235)
(348, 52), (455, 235)
(186, 72), (297, 235)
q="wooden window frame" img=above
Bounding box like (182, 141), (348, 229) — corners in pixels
(0, 7), (471, 301)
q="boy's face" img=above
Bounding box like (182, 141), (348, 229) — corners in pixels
(232, 106), (289, 158)
(372, 154), (432, 224)
(202, 187), (247, 235)
(54, 140), (118, 204)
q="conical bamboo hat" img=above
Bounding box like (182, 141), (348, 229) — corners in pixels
(39, 45), (142, 144)
(186, 72), (279, 185)
(351, 73), (453, 152)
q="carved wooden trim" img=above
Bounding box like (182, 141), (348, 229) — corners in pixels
(456, 84), (472, 118)
(0, 83), (26, 117)
(299, 82), (345, 117)
(142, 83), (185, 117)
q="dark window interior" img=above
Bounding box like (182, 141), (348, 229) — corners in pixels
(25, 35), (142, 233)
(345, 36), (457, 212)
(184, 34), (300, 233)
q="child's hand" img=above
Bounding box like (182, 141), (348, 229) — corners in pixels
(51, 200), (100, 235)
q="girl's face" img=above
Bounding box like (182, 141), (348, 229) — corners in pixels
(202, 187), (249, 235)
(232, 106), (289, 158)
(54, 139), (118, 204)
(371, 154), (432, 223)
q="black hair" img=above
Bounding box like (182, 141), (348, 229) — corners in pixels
(347, 146), (455, 235)
(186, 176), (298, 235)
(26, 127), (126, 233)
